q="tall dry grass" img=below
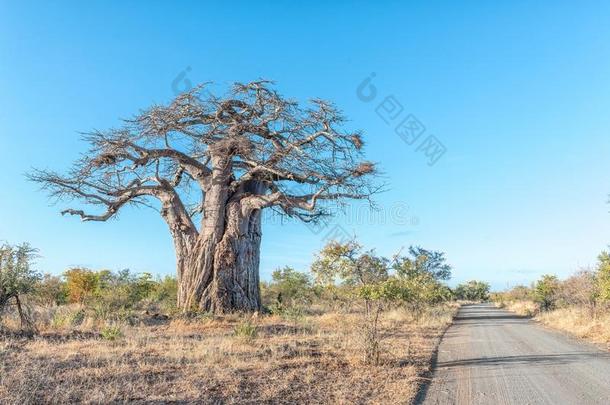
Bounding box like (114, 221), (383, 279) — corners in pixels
(535, 306), (610, 347)
(498, 300), (538, 317)
(0, 304), (458, 404)
(498, 300), (610, 348)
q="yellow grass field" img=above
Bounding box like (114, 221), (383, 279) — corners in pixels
(0, 304), (458, 404)
(498, 301), (610, 348)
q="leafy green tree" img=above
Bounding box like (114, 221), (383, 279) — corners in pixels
(311, 240), (388, 288)
(533, 274), (560, 311)
(393, 246), (452, 281)
(454, 280), (491, 301)
(311, 239), (391, 364)
(311, 239), (391, 317)
(267, 266), (312, 310)
(0, 243), (41, 326)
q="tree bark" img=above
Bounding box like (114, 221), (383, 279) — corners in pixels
(15, 295), (25, 327)
(175, 184), (263, 313)
(176, 209), (262, 312)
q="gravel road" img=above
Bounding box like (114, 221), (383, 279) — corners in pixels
(418, 303), (610, 404)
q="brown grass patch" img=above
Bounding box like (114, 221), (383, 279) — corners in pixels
(534, 306), (610, 346)
(498, 301), (610, 349)
(0, 304), (457, 404)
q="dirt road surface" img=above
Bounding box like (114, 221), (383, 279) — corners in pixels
(418, 303), (610, 404)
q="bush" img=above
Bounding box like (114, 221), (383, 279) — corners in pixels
(263, 266), (312, 313)
(61, 268), (177, 321)
(596, 251), (610, 303)
(281, 305), (306, 331)
(100, 325), (123, 341)
(148, 275), (178, 312)
(233, 319), (258, 340)
(558, 270), (596, 308)
(64, 268), (99, 304)
(0, 243), (41, 328)
(34, 274), (68, 306)
(454, 280), (490, 301)
(51, 307), (86, 328)
(533, 274), (560, 311)
(505, 285), (532, 301)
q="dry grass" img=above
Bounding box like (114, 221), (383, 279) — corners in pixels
(535, 306), (610, 346)
(0, 304), (458, 404)
(497, 300), (610, 348)
(498, 300), (538, 317)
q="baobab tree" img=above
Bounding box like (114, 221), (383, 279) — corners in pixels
(30, 81), (378, 313)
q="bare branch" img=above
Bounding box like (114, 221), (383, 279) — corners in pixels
(30, 80), (379, 237)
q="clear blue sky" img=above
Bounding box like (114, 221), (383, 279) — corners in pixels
(1, 1), (609, 290)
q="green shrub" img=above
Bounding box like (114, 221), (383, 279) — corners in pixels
(233, 319), (258, 340)
(68, 308), (86, 326)
(262, 266), (312, 312)
(533, 274), (560, 311)
(148, 275), (178, 312)
(454, 280), (491, 301)
(51, 312), (67, 328)
(62, 268), (177, 319)
(281, 305), (306, 331)
(0, 243), (41, 328)
(100, 325), (123, 341)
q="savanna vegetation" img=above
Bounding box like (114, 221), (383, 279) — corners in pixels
(0, 239), (481, 404)
(493, 251), (610, 346)
(29, 81), (378, 314)
(0, 81), (498, 404)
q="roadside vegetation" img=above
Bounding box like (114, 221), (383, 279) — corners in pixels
(493, 251), (610, 346)
(0, 239), (486, 404)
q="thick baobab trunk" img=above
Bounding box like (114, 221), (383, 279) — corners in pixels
(176, 200), (263, 313)
(204, 204), (262, 312)
(176, 213), (262, 312)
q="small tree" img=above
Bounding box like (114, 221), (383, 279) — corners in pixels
(311, 239), (390, 364)
(454, 280), (490, 301)
(311, 239), (388, 312)
(391, 247), (452, 314)
(0, 243), (41, 328)
(63, 268), (100, 304)
(533, 274), (560, 311)
(266, 266), (312, 311)
(393, 246), (452, 281)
